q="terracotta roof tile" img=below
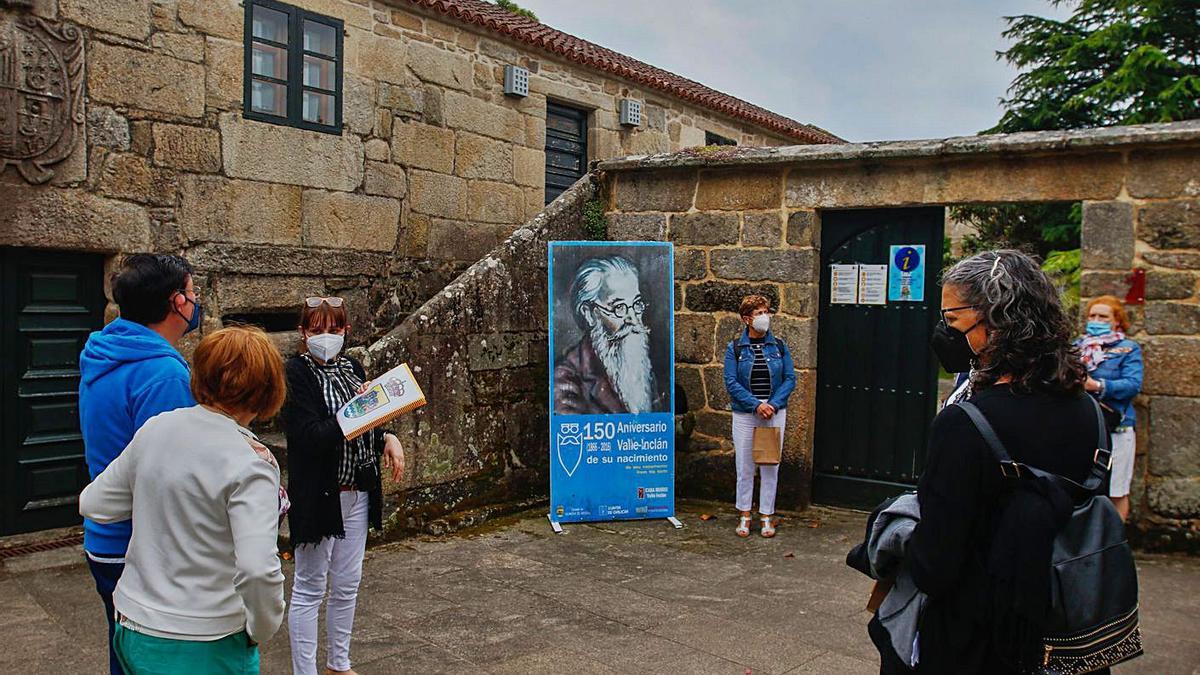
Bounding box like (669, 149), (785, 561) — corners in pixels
(403, 0), (840, 144)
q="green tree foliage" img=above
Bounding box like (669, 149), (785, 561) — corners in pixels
(952, 0), (1199, 295)
(494, 0), (538, 22)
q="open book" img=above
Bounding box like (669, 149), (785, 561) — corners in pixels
(336, 363), (426, 440)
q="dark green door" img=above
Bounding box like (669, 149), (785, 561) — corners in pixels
(544, 102), (588, 204)
(813, 208), (944, 509)
(0, 248), (105, 535)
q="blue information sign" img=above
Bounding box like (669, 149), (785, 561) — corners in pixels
(547, 241), (675, 523)
(888, 244), (926, 302)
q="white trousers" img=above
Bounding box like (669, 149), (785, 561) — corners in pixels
(733, 408), (786, 515)
(1108, 428), (1136, 498)
(288, 490), (369, 675)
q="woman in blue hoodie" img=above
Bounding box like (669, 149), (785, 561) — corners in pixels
(78, 253), (201, 675)
(723, 295), (796, 538)
(1076, 295), (1144, 521)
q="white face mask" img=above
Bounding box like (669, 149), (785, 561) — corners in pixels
(306, 332), (344, 362)
(751, 314), (771, 333)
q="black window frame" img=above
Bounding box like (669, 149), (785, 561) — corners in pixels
(705, 131), (737, 146)
(243, 0), (344, 135)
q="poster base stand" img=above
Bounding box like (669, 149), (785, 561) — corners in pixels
(667, 516), (684, 529)
(547, 515), (564, 534)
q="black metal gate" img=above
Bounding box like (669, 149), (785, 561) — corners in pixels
(544, 102), (588, 204)
(813, 208), (944, 509)
(0, 248), (105, 535)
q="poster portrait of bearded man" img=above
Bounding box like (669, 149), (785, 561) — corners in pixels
(553, 254), (670, 415)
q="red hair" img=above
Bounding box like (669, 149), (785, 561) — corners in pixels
(1086, 295), (1130, 332)
(191, 326), (287, 418)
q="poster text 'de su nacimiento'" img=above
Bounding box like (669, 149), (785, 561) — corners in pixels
(547, 241), (675, 523)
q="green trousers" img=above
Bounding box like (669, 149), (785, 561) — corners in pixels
(113, 624), (260, 674)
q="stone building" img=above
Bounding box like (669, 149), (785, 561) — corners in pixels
(0, 0), (837, 536)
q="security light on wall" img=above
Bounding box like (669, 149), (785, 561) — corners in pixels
(504, 65), (529, 97)
(619, 99), (642, 126)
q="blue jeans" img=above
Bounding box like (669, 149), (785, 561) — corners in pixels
(87, 555), (126, 675)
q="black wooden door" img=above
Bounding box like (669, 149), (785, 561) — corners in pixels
(544, 102), (588, 204)
(813, 208), (944, 509)
(0, 248), (105, 535)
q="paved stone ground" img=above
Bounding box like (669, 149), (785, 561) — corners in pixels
(2, 501), (1196, 674)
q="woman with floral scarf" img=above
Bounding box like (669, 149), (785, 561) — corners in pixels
(1075, 295), (1143, 521)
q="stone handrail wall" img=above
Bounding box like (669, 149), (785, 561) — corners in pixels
(597, 121), (1200, 549)
(360, 175), (596, 532)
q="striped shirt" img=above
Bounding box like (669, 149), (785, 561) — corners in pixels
(748, 338), (773, 399)
(301, 353), (374, 486)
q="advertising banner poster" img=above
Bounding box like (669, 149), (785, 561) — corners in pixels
(547, 241), (675, 524)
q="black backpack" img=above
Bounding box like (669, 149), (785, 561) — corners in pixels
(956, 398), (1143, 675)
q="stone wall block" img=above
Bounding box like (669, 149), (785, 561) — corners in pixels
(220, 114), (364, 191)
(606, 213), (666, 241)
(392, 121), (454, 173)
(408, 170), (468, 219)
(1146, 478), (1200, 519)
(1145, 302), (1200, 335)
(216, 274), (325, 314)
(781, 283), (818, 317)
(786, 210), (817, 247)
(364, 138), (390, 162)
(377, 82), (425, 115)
(1139, 201), (1200, 250)
(1145, 271), (1196, 301)
(87, 107), (130, 151)
(301, 190), (401, 252)
(613, 170), (696, 212)
(455, 133), (512, 181)
(694, 410), (732, 439)
(344, 74), (376, 136)
(62, 0), (151, 40)
(685, 281), (778, 314)
(467, 180), (524, 224)
(0, 188), (151, 252)
(425, 219), (511, 261)
(1081, 201), (1135, 269)
(669, 212), (739, 246)
(205, 37), (242, 112)
(1142, 336), (1200, 396)
(89, 43), (205, 118)
(364, 161), (408, 199)
(513, 146), (545, 188)
(1142, 251), (1200, 270)
(150, 32), (205, 63)
(710, 249), (816, 283)
(1148, 396), (1200, 477)
(152, 124), (221, 173)
(408, 41), (472, 91)
(701, 365), (730, 411)
(742, 211), (783, 247)
(355, 32), (408, 84)
(695, 169), (782, 210)
(443, 91), (523, 144)
(771, 315), (817, 368)
(675, 313), (716, 364)
(97, 154), (178, 207)
(178, 175), (302, 245)
(1080, 271), (1131, 299)
(1127, 149), (1200, 199)
(674, 248), (707, 281)
(467, 333), (531, 372)
(178, 0), (242, 40)
(676, 366), (706, 414)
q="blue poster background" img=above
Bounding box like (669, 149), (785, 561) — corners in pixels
(888, 244), (926, 302)
(548, 241), (675, 523)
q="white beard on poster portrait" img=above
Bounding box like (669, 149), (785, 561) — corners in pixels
(589, 317), (654, 413)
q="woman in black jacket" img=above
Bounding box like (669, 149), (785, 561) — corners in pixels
(873, 250), (1101, 674)
(283, 297), (404, 675)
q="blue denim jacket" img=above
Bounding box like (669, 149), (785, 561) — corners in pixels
(723, 329), (797, 413)
(1077, 337), (1144, 428)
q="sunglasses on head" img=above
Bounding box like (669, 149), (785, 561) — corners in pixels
(304, 296), (344, 308)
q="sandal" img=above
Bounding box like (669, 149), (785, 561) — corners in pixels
(735, 514), (752, 537)
(760, 515), (776, 538)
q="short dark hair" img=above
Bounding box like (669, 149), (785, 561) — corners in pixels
(111, 254), (193, 325)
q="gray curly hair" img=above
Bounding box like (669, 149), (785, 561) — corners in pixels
(942, 249), (1084, 394)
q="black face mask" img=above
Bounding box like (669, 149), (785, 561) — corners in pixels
(930, 320), (979, 373)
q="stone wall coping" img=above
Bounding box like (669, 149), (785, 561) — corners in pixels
(595, 120), (1200, 172)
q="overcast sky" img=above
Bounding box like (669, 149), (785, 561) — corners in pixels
(514, 1), (1072, 142)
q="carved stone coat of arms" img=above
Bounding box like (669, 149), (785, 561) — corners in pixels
(0, 13), (83, 184)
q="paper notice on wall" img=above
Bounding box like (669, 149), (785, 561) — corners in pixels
(830, 264), (859, 304)
(858, 265), (887, 305)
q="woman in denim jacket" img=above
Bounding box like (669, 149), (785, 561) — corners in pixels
(723, 295), (797, 538)
(1076, 295), (1144, 521)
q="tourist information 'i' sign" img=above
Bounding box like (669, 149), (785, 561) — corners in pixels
(547, 241), (676, 526)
